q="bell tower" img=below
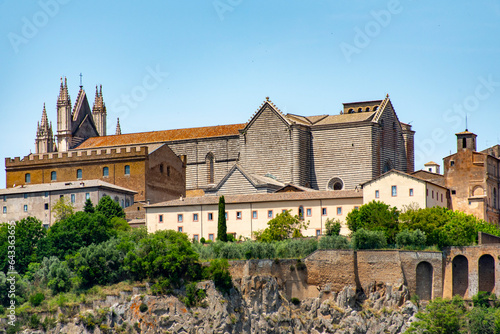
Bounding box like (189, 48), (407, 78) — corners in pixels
(56, 77), (72, 152)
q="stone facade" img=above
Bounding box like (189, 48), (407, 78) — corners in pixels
(444, 130), (500, 224)
(5, 144), (185, 204)
(0, 180), (136, 226)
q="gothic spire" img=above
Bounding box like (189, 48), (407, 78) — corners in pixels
(57, 76), (71, 106)
(115, 118), (122, 135)
(40, 103), (48, 127)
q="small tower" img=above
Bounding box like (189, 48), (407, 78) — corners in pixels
(456, 130), (477, 152)
(115, 118), (122, 135)
(35, 104), (55, 154)
(424, 161), (440, 174)
(92, 85), (107, 136)
(56, 77), (72, 152)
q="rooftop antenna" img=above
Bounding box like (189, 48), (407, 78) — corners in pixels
(79, 73), (83, 89)
(465, 114), (468, 131)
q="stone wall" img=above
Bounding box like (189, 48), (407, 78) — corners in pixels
(239, 106), (293, 184)
(229, 249), (447, 301)
(443, 244), (500, 299)
(167, 136), (240, 191)
(5, 145), (185, 204)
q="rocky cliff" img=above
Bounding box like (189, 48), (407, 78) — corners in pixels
(21, 275), (419, 334)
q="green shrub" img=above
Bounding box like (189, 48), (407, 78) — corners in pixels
(68, 238), (127, 289)
(42, 316), (57, 331)
(200, 237), (206, 244)
(30, 292), (45, 306)
(275, 238), (318, 258)
(139, 302), (148, 312)
(290, 297), (300, 305)
(352, 228), (387, 249)
(325, 218), (342, 236)
(183, 282), (206, 307)
(205, 259), (232, 293)
(0, 305), (4, 315)
(124, 230), (202, 288)
(346, 201), (399, 244)
(395, 229), (427, 249)
(29, 314), (41, 329)
(40, 257), (74, 293)
(79, 312), (96, 330)
(318, 235), (350, 249)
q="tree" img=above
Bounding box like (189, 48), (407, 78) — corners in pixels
(407, 296), (466, 334)
(400, 207), (500, 248)
(51, 197), (74, 222)
(68, 238), (126, 289)
(83, 198), (95, 213)
(324, 218), (342, 236)
(96, 195), (125, 220)
(254, 210), (309, 242)
(346, 201), (399, 244)
(45, 211), (117, 259)
(351, 228), (387, 249)
(110, 217), (131, 231)
(0, 217), (47, 275)
(124, 230), (202, 287)
(217, 196), (227, 242)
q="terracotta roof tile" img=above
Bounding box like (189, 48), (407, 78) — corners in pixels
(76, 123), (246, 149)
(147, 190), (363, 207)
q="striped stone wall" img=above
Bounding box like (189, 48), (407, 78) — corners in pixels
(167, 136), (240, 190)
(310, 124), (374, 190)
(240, 107), (293, 183)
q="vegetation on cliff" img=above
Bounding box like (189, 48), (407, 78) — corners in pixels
(0, 195), (232, 326)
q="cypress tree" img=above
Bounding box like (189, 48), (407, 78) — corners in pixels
(217, 195), (227, 242)
(83, 198), (95, 213)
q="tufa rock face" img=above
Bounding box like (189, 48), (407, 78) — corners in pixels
(28, 276), (419, 334)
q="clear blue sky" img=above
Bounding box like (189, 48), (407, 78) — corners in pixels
(1, 1), (499, 188)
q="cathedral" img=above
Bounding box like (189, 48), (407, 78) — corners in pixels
(7, 78), (415, 206)
(35, 77), (107, 154)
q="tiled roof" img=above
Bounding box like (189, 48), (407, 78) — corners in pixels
(424, 161), (439, 166)
(76, 123), (246, 149)
(362, 169), (448, 190)
(456, 130), (475, 135)
(147, 190), (362, 208)
(0, 180), (137, 195)
(313, 112), (376, 125)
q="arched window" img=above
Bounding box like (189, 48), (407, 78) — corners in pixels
(51, 171), (57, 181)
(373, 106), (379, 111)
(298, 206), (304, 220)
(366, 107), (370, 112)
(327, 178), (344, 191)
(160, 164), (164, 174)
(348, 108), (354, 113)
(25, 173), (31, 183)
(124, 165), (130, 175)
(77, 169), (82, 179)
(103, 167), (109, 177)
(114, 196), (119, 202)
(357, 108), (362, 112)
(206, 152), (215, 184)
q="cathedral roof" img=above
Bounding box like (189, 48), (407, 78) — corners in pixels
(76, 123), (246, 149)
